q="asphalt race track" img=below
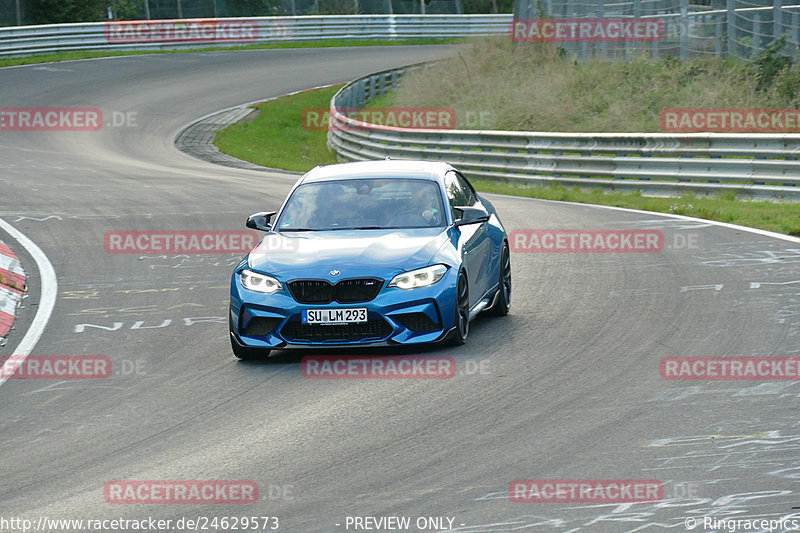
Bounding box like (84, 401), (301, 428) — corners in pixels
(2, 46), (800, 533)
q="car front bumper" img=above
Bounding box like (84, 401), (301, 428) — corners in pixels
(229, 269), (458, 349)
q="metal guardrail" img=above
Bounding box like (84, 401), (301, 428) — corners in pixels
(327, 65), (800, 199)
(3, 6), (799, 61)
(0, 15), (509, 57)
(7, 13), (800, 198)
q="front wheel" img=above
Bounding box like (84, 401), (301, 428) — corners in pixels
(448, 271), (470, 346)
(488, 243), (511, 316)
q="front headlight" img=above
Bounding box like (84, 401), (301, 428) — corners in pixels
(388, 264), (448, 290)
(240, 269), (283, 294)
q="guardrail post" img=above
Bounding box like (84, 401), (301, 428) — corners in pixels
(380, 73), (390, 96)
(359, 80), (367, 108)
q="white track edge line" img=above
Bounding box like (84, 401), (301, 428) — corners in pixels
(481, 192), (800, 244)
(0, 218), (58, 385)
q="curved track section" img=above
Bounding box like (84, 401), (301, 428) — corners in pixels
(1, 47), (799, 532)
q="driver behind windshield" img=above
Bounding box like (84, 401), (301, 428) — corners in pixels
(411, 182), (442, 225)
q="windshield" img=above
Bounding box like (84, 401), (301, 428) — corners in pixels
(274, 178), (446, 231)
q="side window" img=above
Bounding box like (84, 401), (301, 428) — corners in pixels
(455, 172), (477, 206)
(444, 172), (469, 208)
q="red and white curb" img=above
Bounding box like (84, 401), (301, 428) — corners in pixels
(0, 218), (56, 386)
(0, 240), (27, 346)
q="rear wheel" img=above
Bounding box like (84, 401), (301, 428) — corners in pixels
(488, 243), (511, 316)
(449, 271), (470, 346)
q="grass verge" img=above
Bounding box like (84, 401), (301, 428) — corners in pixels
(213, 85), (800, 237)
(213, 84), (340, 172)
(0, 38), (455, 69)
(381, 37), (800, 132)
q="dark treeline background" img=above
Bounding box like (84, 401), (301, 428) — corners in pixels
(0, 0), (512, 26)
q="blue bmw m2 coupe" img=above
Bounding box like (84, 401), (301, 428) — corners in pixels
(229, 160), (510, 359)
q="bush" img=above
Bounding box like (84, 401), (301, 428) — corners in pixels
(751, 37), (792, 92)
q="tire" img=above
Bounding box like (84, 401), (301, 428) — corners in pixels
(229, 319), (270, 360)
(488, 242), (511, 316)
(448, 271), (470, 346)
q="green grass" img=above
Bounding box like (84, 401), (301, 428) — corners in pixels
(212, 82), (800, 237)
(0, 38), (455, 69)
(213, 84), (341, 172)
(364, 91), (397, 108)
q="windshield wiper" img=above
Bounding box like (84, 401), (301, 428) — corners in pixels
(280, 228), (321, 232)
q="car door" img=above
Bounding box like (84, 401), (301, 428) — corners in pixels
(445, 171), (492, 308)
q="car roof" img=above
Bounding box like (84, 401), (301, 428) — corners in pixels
(300, 160), (454, 184)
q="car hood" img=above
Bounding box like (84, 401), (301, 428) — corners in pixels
(247, 228), (450, 279)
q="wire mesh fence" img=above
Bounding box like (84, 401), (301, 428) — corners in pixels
(512, 1), (800, 61)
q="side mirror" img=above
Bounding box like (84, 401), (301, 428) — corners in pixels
(246, 211), (276, 232)
(453, 206), (490, 227)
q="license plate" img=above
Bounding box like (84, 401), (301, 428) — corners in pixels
(302, 308), (367, 325)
